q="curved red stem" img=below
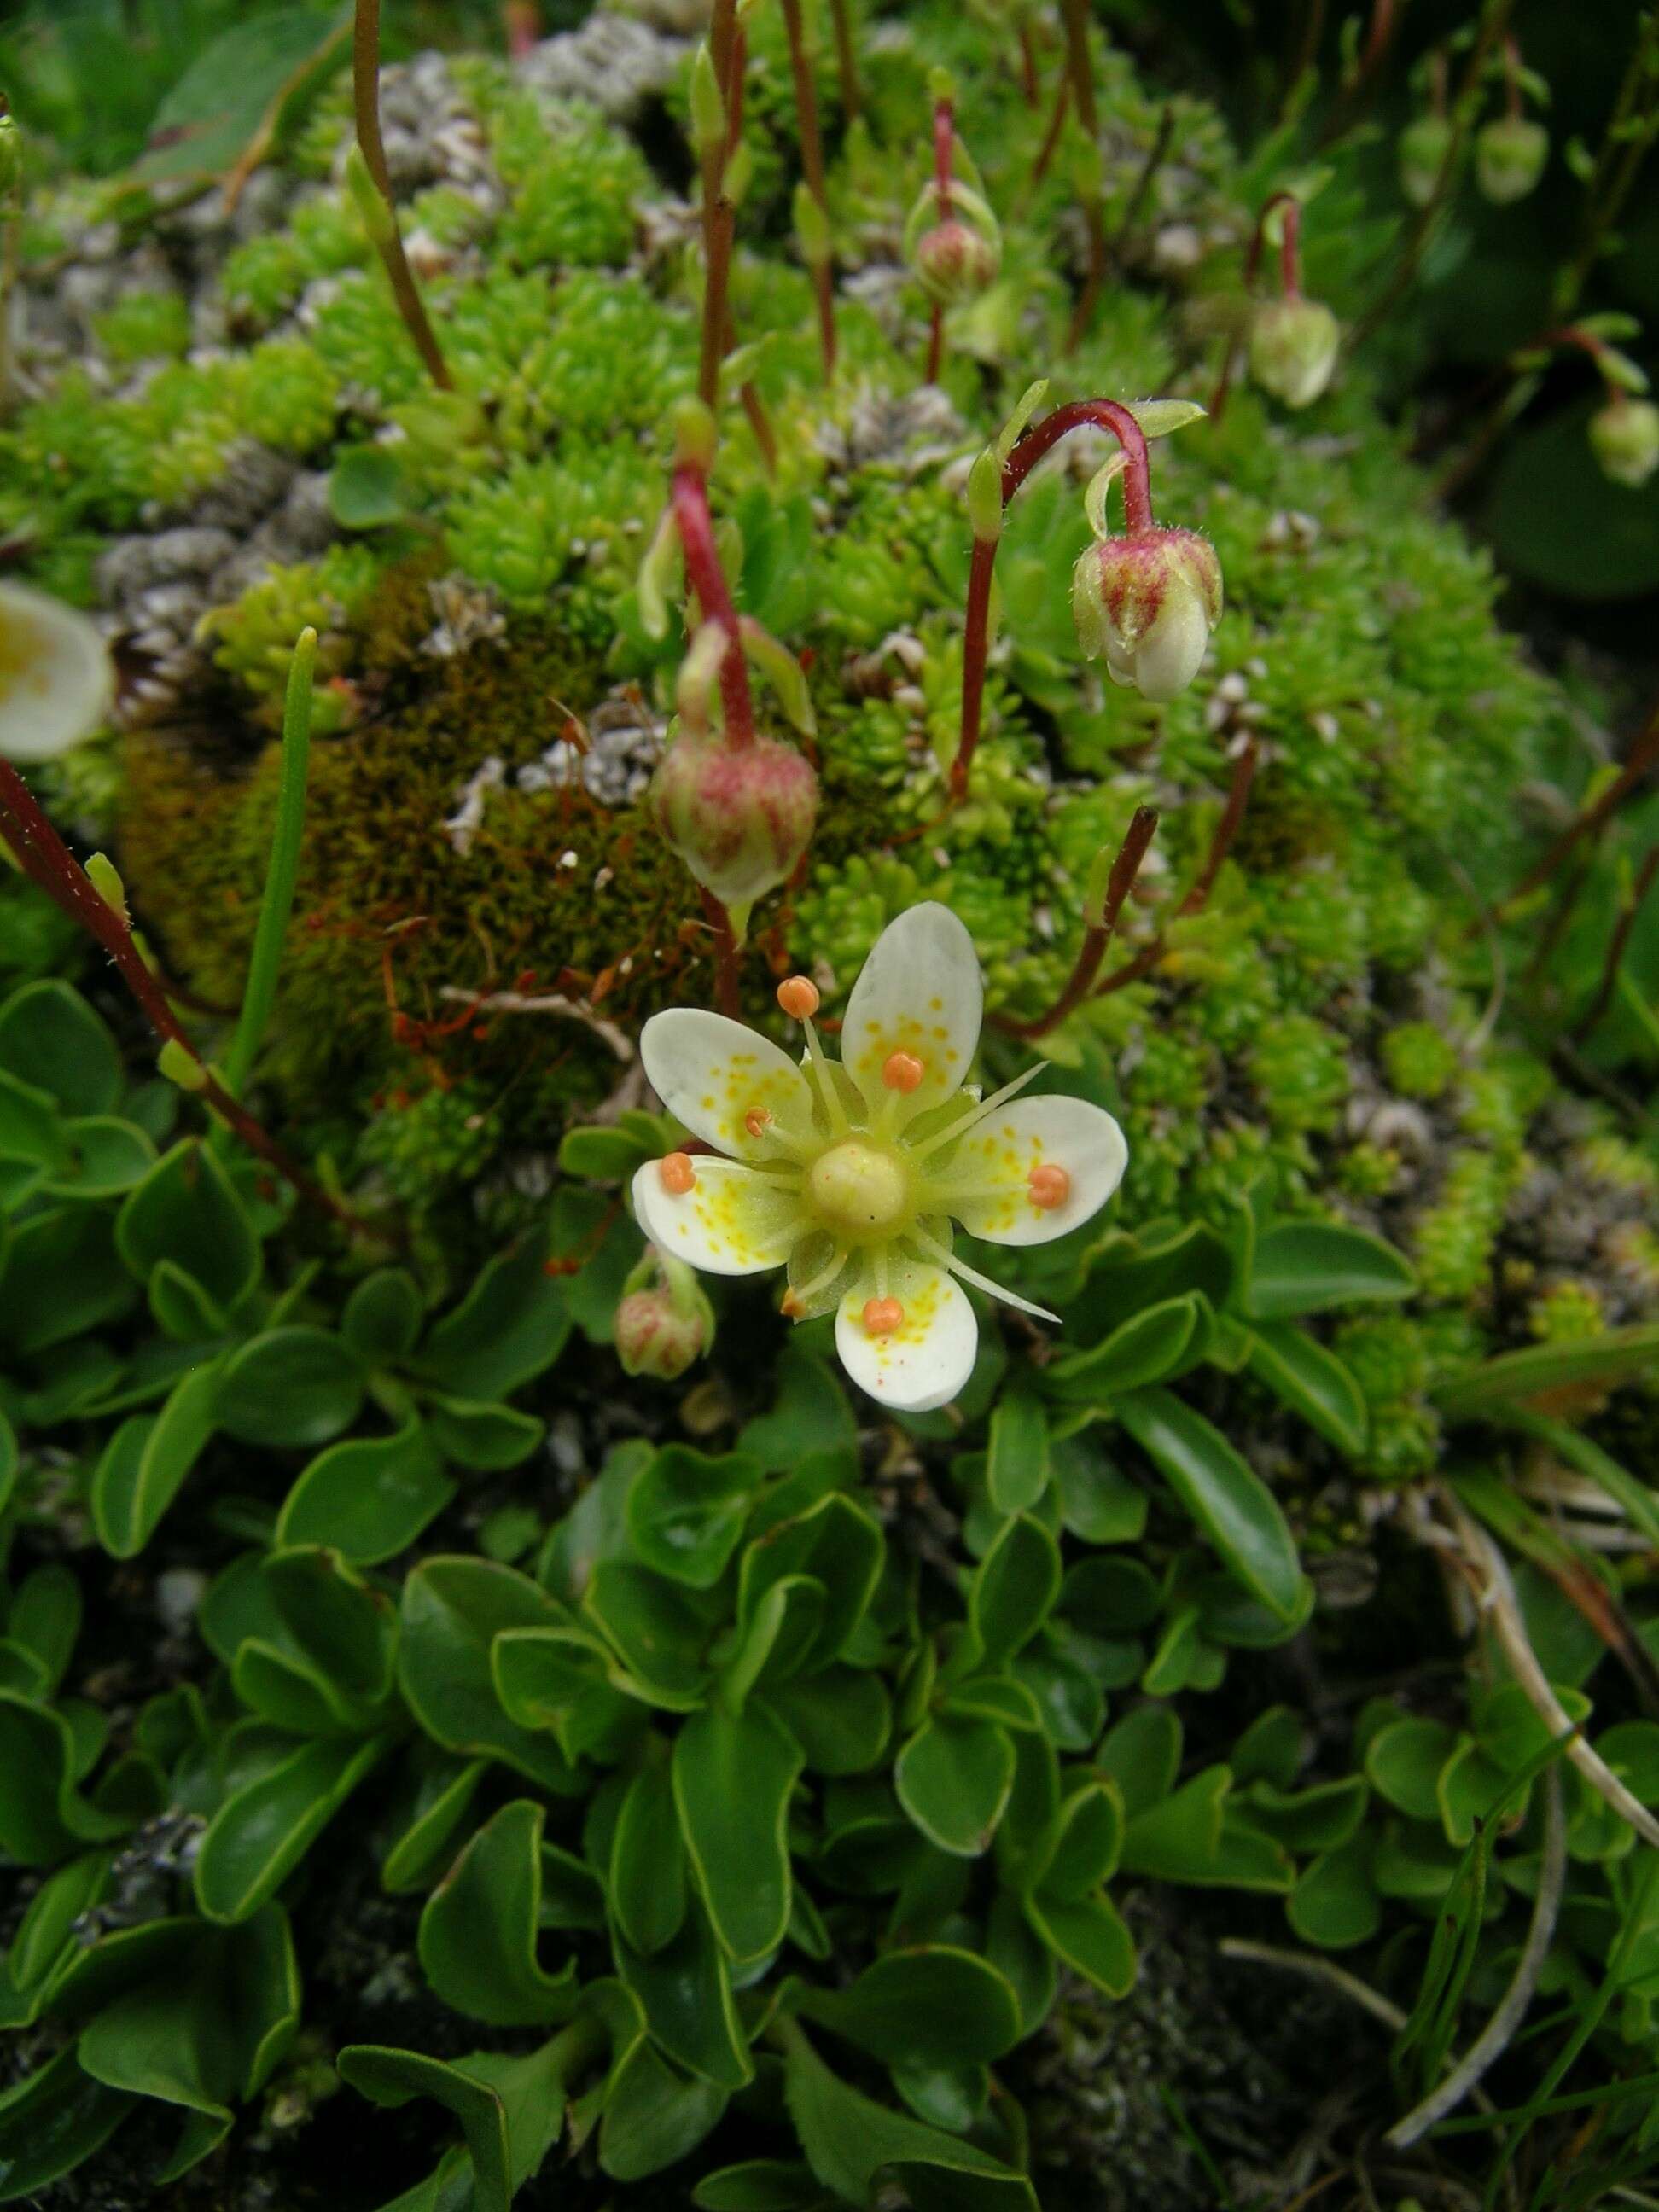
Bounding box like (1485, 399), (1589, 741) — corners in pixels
(672, 463), (754, 747)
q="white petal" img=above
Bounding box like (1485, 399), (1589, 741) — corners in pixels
(839, 903), (982, 1120)
(641, 1008), (814, 1160)
(0, 585), (114, 764)
(835, 1260), (977, 1413)
(1128, 592), (1209, 703)
(632, 1156), (801, 1276)
(934, 1095), (1127, 1246)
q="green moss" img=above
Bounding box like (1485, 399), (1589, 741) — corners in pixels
(91, 288), (192, 365)
(1382, 1021), (1460, 1102)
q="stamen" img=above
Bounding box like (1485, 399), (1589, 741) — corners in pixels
(911, 1225), (1060, 1324)
(744, 1107), (771, 1137)
(863, 1296), (905, 1336)
(1028, 1163), (1071, 1209)
(882, 1049), (925, 1092)
(777, 975), (821, 1019)
(800, 1015), (849, 1137)
(659, 1152), (697, 1194)
(908, 1060), (1047, 1163)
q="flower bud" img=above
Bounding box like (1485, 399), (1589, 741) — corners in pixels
(1249, 295), (1341, 410)
(649, 729), (818, 910)
(1589, 395), (1659, 490)
(1071, 527), (1222, 705)
(0, 113), (21, 201)
(1475, 115), (1548, 206)
(913, 218), (1001, 306)
(1397, 114), (1452, 207)
(615, 1255), (715, 1380)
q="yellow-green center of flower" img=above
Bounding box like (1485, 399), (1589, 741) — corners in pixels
(806, 1138), (911, 1239)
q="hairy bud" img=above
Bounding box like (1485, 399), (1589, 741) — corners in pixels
(650, 729), (818, 909)
(1249, 295), (1341, 409)
(615, 1253), (715, 1381)
(1397, 114), (1452, 208)
(1589, 395), (1659, 490)
(1475, 116), (1548, 206)
(1072, 527), (1223, 705)
(913, 218), (1001, 306)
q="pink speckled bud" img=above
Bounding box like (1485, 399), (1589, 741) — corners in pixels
(649, 731), (818, 910)
(1071, 527), (1223, 704)
(913, 218), (1001, 306)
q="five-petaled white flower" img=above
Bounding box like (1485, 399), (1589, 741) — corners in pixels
(632, 904), (1128, 1412)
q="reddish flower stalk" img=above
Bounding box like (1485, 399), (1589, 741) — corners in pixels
(0, 762), (364, 1233)
(1057, 0), (1108, 352)
(827, 0), (861, 125)
(1210, 189), (1302, 421)
(1032, 67), (1071, 184)
(1571, 846), (1659, 1046)
(993, 806), (1159, 1038)
(1476, 707), (1659, 936)
(696, 4), (742, 410)
(1017, 20), (1040, 108)
(779, 0), (837, 378)
(951, 399), (1154, 803)
(352, 0), (451, 391)
(700, 886), (744, 1019)
(923, 96), (955, 387)
(671, 461), (755, 748)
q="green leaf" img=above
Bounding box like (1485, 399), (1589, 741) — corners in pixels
(128, 6), (351, 189)
(1053, 1435), (1146, 1543)
(1243, 1220), (1414, 1320)
(760, 1668), (892, 1776)
(342, 1267), (425, 1365)
(1365, 1716), (1458, 1820)
(415, 1235), (572, 1400)
(337, 2046), (513, 2212)
(792, 1946), (1022, 2067)
(738, 1495), (884, 1673)
(557, 1122), (661, 1180)
(328, 445), (411, 529)
(1095, 1703), (1182, 1818)
(1115, 1388), (1304, 1622)
(418, 1799), (577, 2025)
(0, 1068), (67, 1172)
(89, 1361), (224, 1559)
(584, 1563), (713, 1710)
(380, 1749), (490, 1894)
(0, 981), (122, 1115)
(1022, 1889), (1135, 1996)
(1126, 398), (1208, 438)
(895, 1714), (1016, 1858)
(0, 1851), (111, 2024)
(1033, 1784), (1124, 1901)
(970, 1514), (1061, 1666)
(1045, 1294), (1211, 1401)
(0, 2047), (135, 2202)
(615, 1899), (754, 2089)
(738, 1348), (858, 1471)
(627, 1446), (760, 1588)
(276, 1417), (455, 1566)
(780, 2022), (1038, 2210)
(611, 1755), (688, 1955)
(693, 2160), (828, 2209)
(491, 1626), (644, 1767)
(195, 1732), (384, 1921)
(600, 2035), (726, 2181)
(7, 1564), (81, 1695)
(1244, 1323), (1368, 1455)
(216, 1327), (364, 1447)
(986, 1391), (1049, 1515)
(0, 1207), (137, 1357)
(1432, 1324), (1659, 1420)
(1287, 1837), (1382, 1949)
(674, 1702), (802, 1965)
(117, 1141), (260, 1310)
(399, 1558), (582, 1794)
(424, 1395), (544, 1471)
(44, 1115), (157, 1199)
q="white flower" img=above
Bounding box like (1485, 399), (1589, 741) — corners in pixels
(0, 583), (114, 764)
(632, 904), (1128, 1413)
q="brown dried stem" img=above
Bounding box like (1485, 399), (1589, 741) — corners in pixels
(993, 807), (1159, 1039)
(1091, 738), (1260, 1001)
(1475, 705), (1659, 936)
(779, 0), (837, 377)
(352, 0), (452, 390)
(1571, 844), (1659, 1046)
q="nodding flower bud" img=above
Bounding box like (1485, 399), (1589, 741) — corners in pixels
(913, 218), (1001, 306)
(1249, 294), (1341, 410)
(1589, 395), (1659, 491)
(615, 1251), (714, 1380)
(1474, 115), (1548, 206)
(1398, 114), (1452, 208)
(649, 729), (818, 911)
(1072, 527), (1223, 705)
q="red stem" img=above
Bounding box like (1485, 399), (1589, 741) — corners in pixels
(1090, 737), (1260, 999)
(1032, 67), (1069, 185)
(1571, 847), (1659, 1045)
(1503, 33), (1523, 119)
(701, 888), (743, 1017)
(696, 3), (742, 410)
(672, 463), (754, 747)
(924, 301), (944, 386)
(934, 95), (955, 201)
(993, 806), (1160, 1037)
(1212, 190), (1302, 420)
(1477, 708), (1659, 934)
(779, 0), (836, 378)
(951, 399), (1155, 801)
(1017, 20), (1039, 108)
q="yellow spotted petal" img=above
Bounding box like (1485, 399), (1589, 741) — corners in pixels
(840, 902), (982, 1121)
(632, 1156), (801, 1275)
(640, 1008), (814, 1160)
(934, 1095), (1127, 1246)
(834, 1260), (977, 1412)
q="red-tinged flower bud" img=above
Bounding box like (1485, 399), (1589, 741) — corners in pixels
(1589, 396), (1659, 490)
(1475, 115), (1548, 206)
(913, 218), (1001, 306)
(1071, 527), (1222, 705)
(1249, 295), (1341, 409)
(649, 730), (818, 911)
(615, 1278), (713, 1379)
(1398, 114), (1452, 208)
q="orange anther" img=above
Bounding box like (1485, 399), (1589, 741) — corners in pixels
(882, 1050), (925, 1093)
(777, 975), (821, 1020)
(1028, 1163), (1071, 1210)
(780, 1289), (806, 1319)
(862, 1296), (905, 1336)
(659, 1151), (697, 1195)
(744, 1108), (772, 1138)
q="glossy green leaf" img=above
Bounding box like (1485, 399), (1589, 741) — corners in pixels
(692, 2160), (829, 2209)
(614, 1898), (754, 2088)
(342, 1267), (425, 1365)
(761, 1667), (892, 1776)
(1046, 1293), (1211, 1401)
(195, 1732), (385, 1921)
(1365, 1715), (1458, 1820)
(7, 1564), (81, 1695)
(116, 1140), (260, 1309)
(415, 1234), (572, 1400)
(1053, 1434), (1146, 1543)
(1034, 1783), (1123, 1901)
(0, 1693), (127, 1863)
(584, 1562), (713, 1709)
(970, 1514), (1061, 1666)
(1023, 1889), (1136, 1995)
(418, 1799), (578, 2024)
(328, 443), (410, 527)
(399, 1558), (582, 1794)
(424, 1394), (544, 1471)
(215, 1327), (364, 1447)
(986, 1390), (1049, 1515)
(276, 1417), (455, 1566)
(492, 1625), (644, 1766)
(1243, 1220), (1415, 1320)
(739, 1348), (857, 1470)
(1433, 1324), (1659, 1420)
(90, 1361), (223, 1559)
(984, 1889), (1057, 2035)
(739, 1495), (884, 1673)
(895, 1713), (1016, 1857)
(337, 2045), (513, 2212)
(0, 1067), (67, 1171)
(1116, 1388), (1304, 1621)
(792, 1945), (1022, 2067)
(1245, 1322), (1368, 1455)
(1287, 1836), (1382, 1949)
(611, 1754), (688, 1955)
(627, 1445), (760, 1588)
(0, 2046), (135, 2202)
(674, 1702), (802, 1965)
(381, 1749), (490, 1893)
(1095, 1703), (1182, 1818)
(600, 2034), (726, 2180)
(0, 981), (122, 1115)
(0, 1207), (137, 1357)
